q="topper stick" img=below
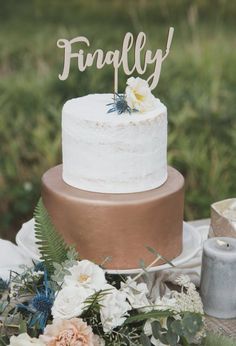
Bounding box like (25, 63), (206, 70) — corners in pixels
(114, 67), (118, 94)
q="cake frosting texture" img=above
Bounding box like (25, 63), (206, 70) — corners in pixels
(62, 94), (167, 193)
(42, 165), (184, 270)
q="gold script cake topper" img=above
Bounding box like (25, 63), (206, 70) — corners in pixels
(57, 27), (174, 93)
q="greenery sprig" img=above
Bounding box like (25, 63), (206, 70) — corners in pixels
(34, 198), (69, 274)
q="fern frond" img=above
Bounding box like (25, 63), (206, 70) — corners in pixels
(83, 289), (111, 316)
(34, 198), (69, 274)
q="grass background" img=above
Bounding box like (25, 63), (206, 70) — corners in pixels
(0, 0), (236, 241)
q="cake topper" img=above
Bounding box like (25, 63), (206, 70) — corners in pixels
(57, 28), (174, 94)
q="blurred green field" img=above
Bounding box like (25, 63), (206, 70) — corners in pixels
(0, 0), (236, 241)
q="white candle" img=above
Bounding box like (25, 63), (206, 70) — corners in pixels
(200, 237), (236, 319)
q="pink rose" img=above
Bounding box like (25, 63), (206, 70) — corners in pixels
(40, 318), (104, 346)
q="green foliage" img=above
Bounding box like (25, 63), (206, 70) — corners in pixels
(149, 313), (203, 346)
(203, 332), (236, 346)
(0, 336), (9, 346)
(51, 247), (79, 284)
(34, 198), (69, 274)
(171, 313), (203, 343)
(83, 289), (111, 317)
(140, 333), (152, 346)
(124, 310), (173, 325)
(0, 1), (236, 239)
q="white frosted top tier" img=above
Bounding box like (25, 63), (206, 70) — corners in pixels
(62, 94), (168, 193)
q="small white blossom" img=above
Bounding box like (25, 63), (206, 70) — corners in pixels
(52, 286), (92, 319)
(154, 295), (177, 311)
(63, 259), (107, 292)
(172, 275), (204, 314)
(172, 287), (204, 314)
(120, 277), (150, 311)
(9, 333), (45, 346)
(100, 284), (131, 333)
(175, 274), (192, 288)
(125, 77), (156, 112)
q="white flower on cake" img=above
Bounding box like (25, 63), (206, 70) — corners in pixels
(9, 333), (45, 346)
(100, 284), (131, 333)
(120, 276), (150, 311)
(52, 286), (91, 319)
(125, 76), (156, 112)
(63, 259), (107, 291)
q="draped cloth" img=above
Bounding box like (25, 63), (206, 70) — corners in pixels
(0, 221), (209, 295)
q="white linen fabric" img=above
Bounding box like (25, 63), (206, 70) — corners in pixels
(0, 224), (209, 295)
(140, 226), (208, 299)
(0, 239), (33, 281)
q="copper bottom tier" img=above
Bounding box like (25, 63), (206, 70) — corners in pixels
(41, 165), (184, 270)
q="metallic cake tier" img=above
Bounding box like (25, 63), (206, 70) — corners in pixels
(41, 165), (184, 269)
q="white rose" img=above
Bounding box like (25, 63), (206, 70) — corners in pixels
(100, 284), (131, 333)
(120, 277), (150, 311)
(52, 286), (91, 319)
(63, 260), (107, 291)
(125, 77), (156, 112)
(9, 333), (45, 346)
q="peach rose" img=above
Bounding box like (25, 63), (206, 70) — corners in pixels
(40, 318), (104, 346)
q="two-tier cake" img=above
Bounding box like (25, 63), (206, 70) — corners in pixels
(41, 78), (184, 269)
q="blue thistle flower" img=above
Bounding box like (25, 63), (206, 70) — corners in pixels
(32, 293), (53, 314)
(34, 261), (45, 273)
(107, 93), (132, 115)
(18, 270), (54, 331)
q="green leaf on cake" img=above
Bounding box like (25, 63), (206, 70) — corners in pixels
(34, 198), (69, 274)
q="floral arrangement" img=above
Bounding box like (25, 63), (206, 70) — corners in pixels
(0, 199), (205, 346)
(107, 77), (156, 115)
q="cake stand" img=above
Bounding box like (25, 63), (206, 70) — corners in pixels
(16, 219), (202, 274)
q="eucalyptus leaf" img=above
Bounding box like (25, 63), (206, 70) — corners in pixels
(171, 319), (184, 336)
(166, 328), (179, 346)
(181, 313), (203, 338)
(140, 333), (152, 346)
(151, 320), (161, 339)
(151, 324), (168, 345)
